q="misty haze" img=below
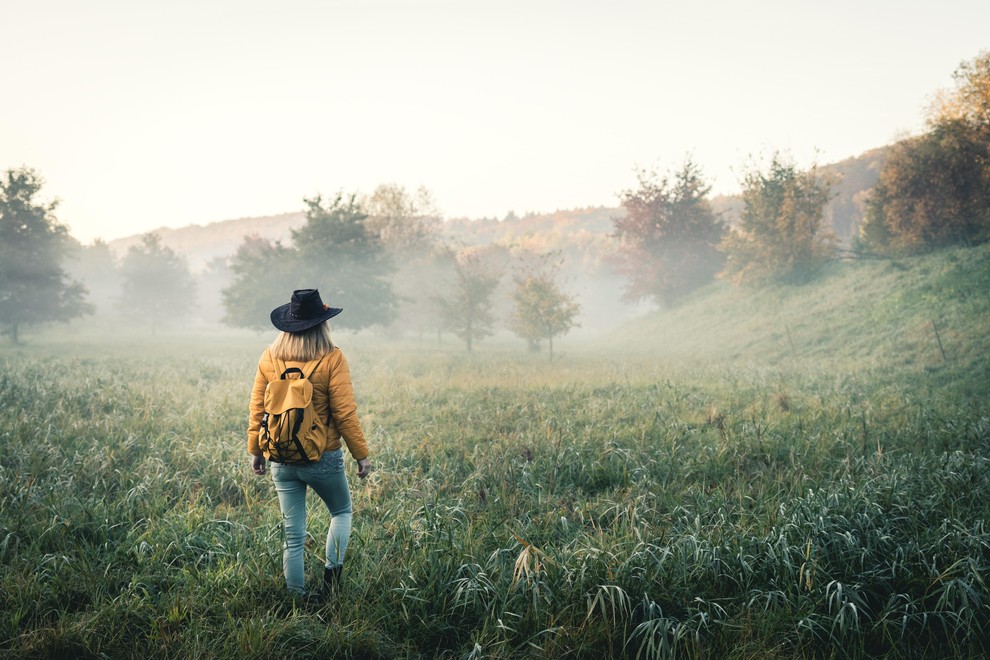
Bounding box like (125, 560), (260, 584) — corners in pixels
(2, 3), (990, 658)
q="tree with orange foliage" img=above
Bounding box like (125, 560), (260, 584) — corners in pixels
(613, 159), (725, 305)
(861, 51), (990, 251)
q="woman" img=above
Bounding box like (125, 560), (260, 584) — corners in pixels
(248, 288), (371, 597)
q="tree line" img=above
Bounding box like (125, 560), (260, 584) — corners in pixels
(613, 50), (990, 307)
(3, 51), (987, 344)
(0, 177), (581, 355)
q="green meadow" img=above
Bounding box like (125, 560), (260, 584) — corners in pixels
(2, 246), (989, 658)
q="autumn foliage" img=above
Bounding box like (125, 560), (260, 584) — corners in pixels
(612, 161), (725, 305)
(862, 51), (990, 251)
(719, 155), (835, 285)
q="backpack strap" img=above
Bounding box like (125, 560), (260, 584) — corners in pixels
(270, 353), (326, 381)
(288, 413), (311, 463)
(302, 353), (328, 380)
(272, 355), (311, 381)
(287, 354), (327, 464)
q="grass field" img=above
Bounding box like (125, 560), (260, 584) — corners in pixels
(2, 246), (989, 658)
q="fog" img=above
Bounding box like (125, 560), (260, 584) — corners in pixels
(57, 235), (649, 352)
(44, 199), (655, 355)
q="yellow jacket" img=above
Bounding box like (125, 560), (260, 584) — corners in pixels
(248, 346), (369, 461)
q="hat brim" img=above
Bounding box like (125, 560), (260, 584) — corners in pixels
(270, 304), (343, 333)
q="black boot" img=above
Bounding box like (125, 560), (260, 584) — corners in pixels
(323, 565), (342, 593)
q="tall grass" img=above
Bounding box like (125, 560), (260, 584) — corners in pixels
(1, 332), (988, 658)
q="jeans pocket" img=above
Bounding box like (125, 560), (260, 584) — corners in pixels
(312, 449), (345, 474)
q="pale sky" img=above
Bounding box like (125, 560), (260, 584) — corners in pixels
(2, 0), (988, 244)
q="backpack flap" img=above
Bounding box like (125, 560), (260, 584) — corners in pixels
(260, 355), (327, 463)
(263, 377), (313, 415)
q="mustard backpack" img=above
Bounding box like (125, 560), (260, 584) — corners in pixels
(260, 355), (327, 463)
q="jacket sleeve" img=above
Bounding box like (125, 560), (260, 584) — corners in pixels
(328, 349), (369, 461)
(247, 349), (271, 456)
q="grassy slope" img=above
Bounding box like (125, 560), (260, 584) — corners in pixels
(610, 244), (990, 396)
(0, 246), (988, 659)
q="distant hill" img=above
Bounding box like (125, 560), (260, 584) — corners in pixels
(820, 146), (887, 241)
(106, 148), (888, 271)
(108, 206), (621, 273)
(444, 206), (615, 246)
(107, 212), (305, 271)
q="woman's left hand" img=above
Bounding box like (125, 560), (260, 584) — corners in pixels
(252, 455), (266, 475)
(356, 458), (371, 479)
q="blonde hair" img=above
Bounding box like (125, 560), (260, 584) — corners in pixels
(269, 321), (335, 361)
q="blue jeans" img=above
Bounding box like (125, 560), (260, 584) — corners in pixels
(270, 449), (352, 594)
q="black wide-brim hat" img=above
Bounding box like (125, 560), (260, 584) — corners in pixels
(270, 289), (342, 333)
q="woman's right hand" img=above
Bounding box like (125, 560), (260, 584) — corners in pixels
(356, 458), (371, 479)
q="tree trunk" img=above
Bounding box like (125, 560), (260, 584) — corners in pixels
(10, 323), (19, 344)
(548, 332), (554, 362)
